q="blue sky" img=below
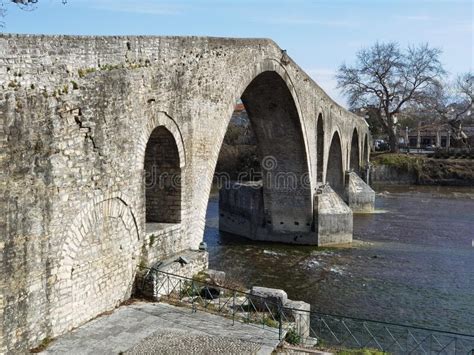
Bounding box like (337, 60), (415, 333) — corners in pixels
(2, 0), (473, 106)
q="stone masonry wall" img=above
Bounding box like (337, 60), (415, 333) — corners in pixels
(0, 34), (370, 353)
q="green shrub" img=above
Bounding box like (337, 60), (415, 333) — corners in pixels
(285, 328), (301, 345)
(262, 316), (279, 328)
(373, 153), (423, 174)
(149, 234), (156, 247)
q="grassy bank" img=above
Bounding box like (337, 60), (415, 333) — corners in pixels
(371, 153), (474, 185)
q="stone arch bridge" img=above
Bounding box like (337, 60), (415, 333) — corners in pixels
(0, 35), (374, 352)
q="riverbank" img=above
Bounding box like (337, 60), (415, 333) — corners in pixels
(370, 153), (474, 186)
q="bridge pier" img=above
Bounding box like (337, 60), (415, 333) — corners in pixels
(219, 181), (319, 244)
(313, 185), (353, 246)
(344, 171), (375, 213)
(219, 181), (354, 246)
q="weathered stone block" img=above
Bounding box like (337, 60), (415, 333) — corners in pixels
(250, 286), (288, 311)
(204, 269), (226, 286)
(284, 299), (311, 339)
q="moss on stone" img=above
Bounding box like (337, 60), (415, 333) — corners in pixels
(78, 67), (96, 78)
(30, 336), (54, 353)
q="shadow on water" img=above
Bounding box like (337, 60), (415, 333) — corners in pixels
(204, 185), (474, 334)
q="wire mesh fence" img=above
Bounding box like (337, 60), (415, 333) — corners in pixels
(151, 269), (474, 354)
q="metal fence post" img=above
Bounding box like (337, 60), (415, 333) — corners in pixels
(192, 279), (196, 313)
(278, 305), (283, 341)
(406, 328), (409, 353)
(232, 291), (236, 326)
(298, 313), (302, 341)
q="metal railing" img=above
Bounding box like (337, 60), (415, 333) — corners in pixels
(150, 270), (474, 354)
(148, 269), (292, 340)
(298, 312), (474, 354)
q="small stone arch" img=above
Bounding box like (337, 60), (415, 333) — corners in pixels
(144, 125), (182, 223)
(137, 110), (185, 170)
(135, 110), (186, 225)
(350, 128), (360, 173)
(326, 131), (344, 196)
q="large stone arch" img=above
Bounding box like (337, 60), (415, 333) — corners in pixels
(227, 59), (312, 181)
(350, 128), (360, 173)
(53, 192), (140, 335)
(240, 71), (312, 232)
(326, 131), (344, 196)
(316, 113), (324, 183)
(203, 60), (313, 236)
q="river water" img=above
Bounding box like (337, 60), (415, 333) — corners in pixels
(204, 185), (474, 334)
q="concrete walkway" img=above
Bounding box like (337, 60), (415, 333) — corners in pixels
(42, 302), (281, 355)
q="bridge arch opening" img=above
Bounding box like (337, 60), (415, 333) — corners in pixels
(144, 126), (182, 224)
(326, 131), (344, 196)
(350, 128), (360, 173)
(212, 70), (312, 242)
(316, 114), (324, 182)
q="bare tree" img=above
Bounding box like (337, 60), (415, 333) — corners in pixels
(2, 0), (39, 11)
(8, 0), (66, 6)
(425, 72), (473, 147)
(1, 0), (66, 26)
(337, 42), (445, 152)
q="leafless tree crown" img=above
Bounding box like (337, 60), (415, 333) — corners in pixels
(336, 42), (446, 151)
